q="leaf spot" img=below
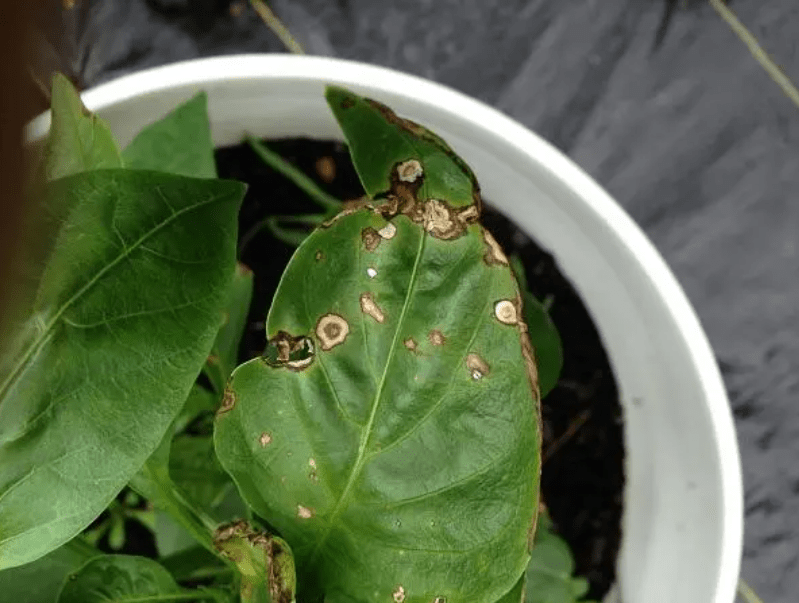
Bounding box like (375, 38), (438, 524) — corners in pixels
(433, 598), (446, 603)
(393, 586), (406, 603)
(466, 354), (490, 380)
(494, 300), (518, 325)
(316, 314), (350, 350)
(362, 227), (382, 251)
(403, 337), (418, 351)
(367, 267), (378, 279)
(360, 293), (386, 323)
(264, 332), (315, 371)
(378, 222), (397, 239)
(315, 250), (324, 262)
(259, 432), (273, 447)
(397, 159), (423, 183)
(297, 505), (314, 519)
(218, 388), (236, 414)
(428, 330), (446, 346)
(309, 458), (317, 469)
(483, 229), (509, 265)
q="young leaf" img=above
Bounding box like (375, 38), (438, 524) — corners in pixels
(56, 555), (181, 603)
(215, 88), (541, 603)
(213, 521), (296, 603)
(524, 514), (597, 603)
(511, 256), (563, 398)
(122, 92), (217, 179)
(0, 538), (97, 603)
(0, 170), (244, 570)
(44, 74), (122, 180)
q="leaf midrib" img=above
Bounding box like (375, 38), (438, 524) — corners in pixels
(0, 182), (230, 401)
(308, 229), (428, 564)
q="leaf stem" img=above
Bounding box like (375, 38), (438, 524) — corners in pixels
(249, 0), (305, 55)
(709, 0), (799, 109)
(245, 135), (342, 212)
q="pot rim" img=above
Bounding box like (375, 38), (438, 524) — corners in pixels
(27, 54), (743, 602)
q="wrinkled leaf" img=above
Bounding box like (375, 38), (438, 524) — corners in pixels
(0, 539), (97, 603)
(214, 521), (296, 603)
(56, 555), (180, 603)
(122, 92), (217, 179)
(0, 170), (244, 569)
(44, 74), (122, 181)
(216, 87), (540, 603)
(524, 514), (596, 603)
(511, 256), (563, 398)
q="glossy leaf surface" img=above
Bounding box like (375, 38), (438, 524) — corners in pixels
(56, 555), (180, 603)
(43, 74), (122, 181)
(0, 170), (244, 569)
(216, 88), (540, 603)
(122, 92), (217, 179)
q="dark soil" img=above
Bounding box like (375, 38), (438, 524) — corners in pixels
(214, 138), (624, 600)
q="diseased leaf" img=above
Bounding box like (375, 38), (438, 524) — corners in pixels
(44, 74), (122, 181)
(216, 88), (540, 603)
(0, 170), (244, 570)
(213, 521), (296, 603)
(0, 539), (97, 603)
(325, 86), (478, 207)
(524, 514), (596, 603)
(56, 555), (180, 603)
(122, 92), (217, 179)
(511, 256), (563, 398)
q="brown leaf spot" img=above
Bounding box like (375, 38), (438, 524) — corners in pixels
(396, 159), (423, 183)
(360, 293), (386, 323)
(218, 388), (236, 414)
(494, 299), (518, 325)
(433, 598), (446, 603)
(483, 229), (509, 266)
(259, 432), (272, 447)
(428, 330), (446, 346)
(362, 227), (382, 251)
(466, 353), (490, 380)
(404, 337), (418, 351)
(264, 332), (315, 371)
(297, 505), (314, 519)
(316, 314), (350, 350)
(315, 250), (324, 262)
(393, 585), (406, 603)
(309, 458), (317, 469)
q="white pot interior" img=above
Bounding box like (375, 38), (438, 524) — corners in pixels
(28, 55), (743, 603)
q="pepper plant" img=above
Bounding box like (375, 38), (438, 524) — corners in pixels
(0, 75), (593, 603)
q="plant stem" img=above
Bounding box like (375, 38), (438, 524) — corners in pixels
(709, 0), (799, 109)
(249, 0), (305, 55)
(245, 135), (342, 212)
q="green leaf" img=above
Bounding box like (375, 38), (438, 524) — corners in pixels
(325, 86), (478, 208)
(174, 385), (219, 435)
(0, 539), (97, 603)
(44, 74), (122, 181)
(495, 576), (525, 603)
(56, 555), (181, 603)
(524, 514), (596, 603)
(216, 216), (540, 602)
(122, 92), (217, 179)
(511, 257), (563, 398)
(170, 435), (232, 510)
(213, 522), (296, 603)
(0, 170), (244, 570)
(160, 545), (230, 584)
(203, 262), (255, 394)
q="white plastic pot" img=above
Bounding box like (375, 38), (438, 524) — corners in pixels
(28, 55), (743, 603)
